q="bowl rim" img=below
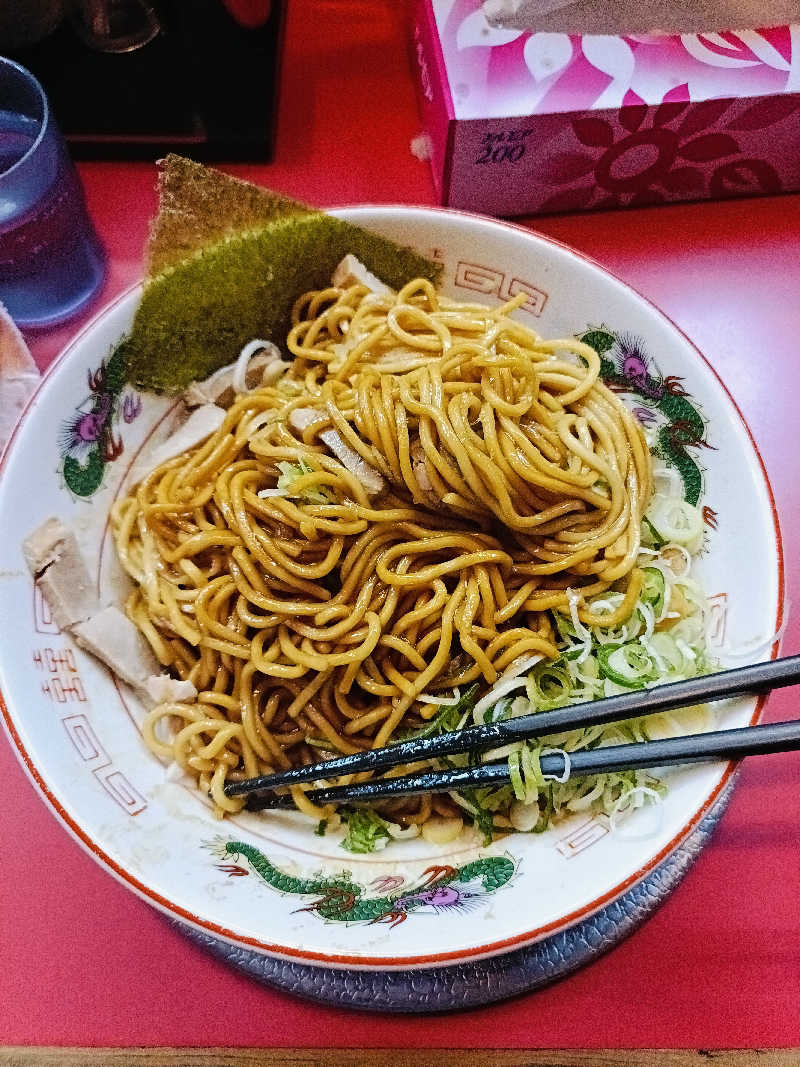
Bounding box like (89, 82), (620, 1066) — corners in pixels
(0, 204), (786, 969)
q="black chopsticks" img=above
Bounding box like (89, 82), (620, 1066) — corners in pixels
(224, 654), (800, 807)
(243, 718), (800, 809)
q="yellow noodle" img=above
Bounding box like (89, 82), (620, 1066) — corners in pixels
(114, 276), (652, 822)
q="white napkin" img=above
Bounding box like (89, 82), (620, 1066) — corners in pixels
(484, 0), (800, 34)
(0, 304), (40, 453)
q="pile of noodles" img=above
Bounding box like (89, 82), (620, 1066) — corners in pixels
(112, 277), (652, 825)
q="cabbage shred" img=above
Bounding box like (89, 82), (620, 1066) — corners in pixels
(339, 808), (392, 853)
(496, 485), (714, 831)
(334, 479), (714, 852)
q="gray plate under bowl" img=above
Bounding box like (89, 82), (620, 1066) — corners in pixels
(172, 775), (733, 1013)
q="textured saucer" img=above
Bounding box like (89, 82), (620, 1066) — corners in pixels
(175, 776), (733, 1013)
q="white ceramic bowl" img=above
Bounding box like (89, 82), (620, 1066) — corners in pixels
(0, 206), (783, 970)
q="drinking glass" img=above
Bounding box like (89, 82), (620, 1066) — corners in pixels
(0, 57), (106, 329)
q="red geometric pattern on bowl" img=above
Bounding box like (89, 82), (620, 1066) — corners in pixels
(454, 259), (548, 314)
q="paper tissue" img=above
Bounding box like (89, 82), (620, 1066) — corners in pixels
(0, 303), (39, 451)
(411, 0), (800, 215)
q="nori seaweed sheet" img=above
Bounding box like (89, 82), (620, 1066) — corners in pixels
(122, 203), (441, 393)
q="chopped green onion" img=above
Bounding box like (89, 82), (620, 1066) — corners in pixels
(401, 683), (480, 740)
(509, 750), (525, 802)
(526, 660), (573, 710)
(641, 567), (666, 616)
(597, 642), (655, 688)
(640, 515), (665, 548)
(276, 458), (334, 504)
(645, 495), (704, 551)
(482, 696), (513, 724)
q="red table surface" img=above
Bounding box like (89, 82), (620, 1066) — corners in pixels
(2, 0), (800, 1051)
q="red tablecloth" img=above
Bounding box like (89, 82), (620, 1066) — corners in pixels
(2, 0), (800, 1050)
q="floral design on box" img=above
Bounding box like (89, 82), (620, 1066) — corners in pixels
(539, 93), (799, 211)
(438, 2), (800, 209)
(443, 4), (800, 117)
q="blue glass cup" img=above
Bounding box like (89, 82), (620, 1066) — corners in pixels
(0, 57), (106, 329)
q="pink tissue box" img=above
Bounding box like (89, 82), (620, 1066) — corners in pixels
(411, 0), (800, 215)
